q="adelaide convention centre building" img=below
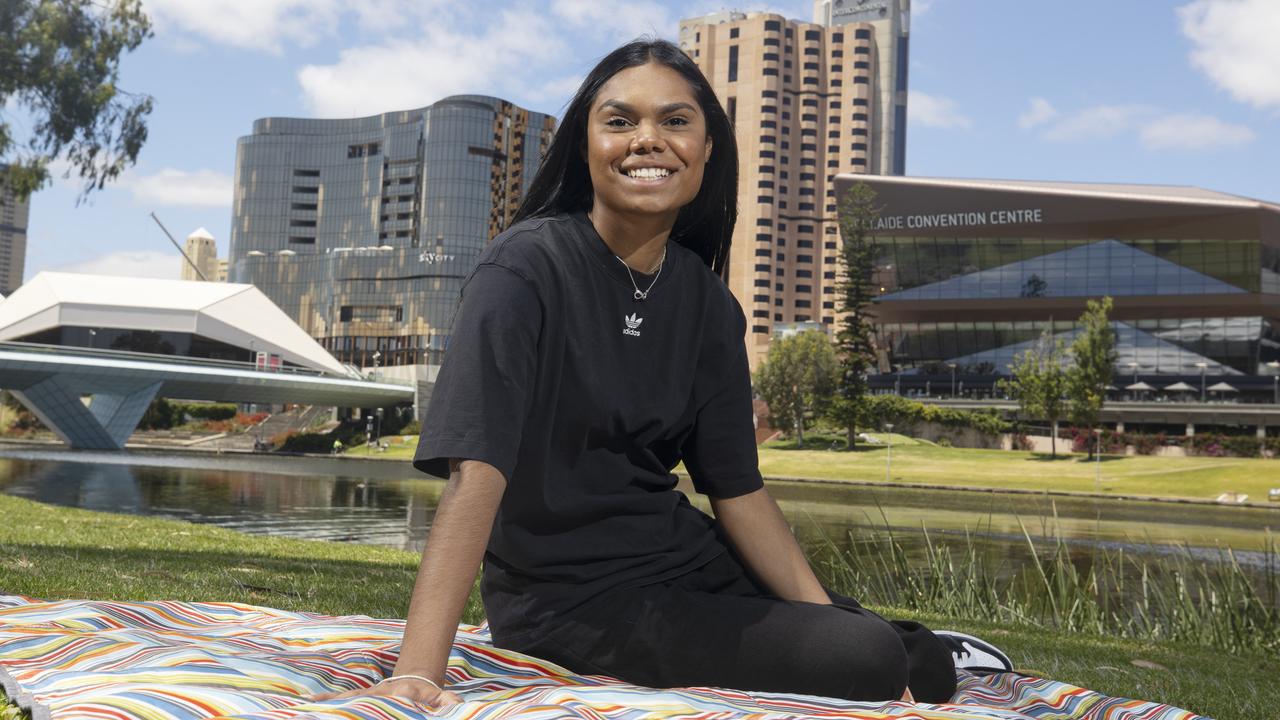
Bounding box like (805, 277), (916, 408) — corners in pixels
(835, 175), (1280, 410)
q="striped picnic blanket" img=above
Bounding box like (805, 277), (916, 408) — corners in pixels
(0, 595), (1202, 720)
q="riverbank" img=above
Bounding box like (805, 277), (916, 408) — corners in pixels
(336, 433), (1280, 507)
(0, 494), (1272, 719)
(5, 435), (1277, 509)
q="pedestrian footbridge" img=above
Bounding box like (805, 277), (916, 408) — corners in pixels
(0, 272), (415, 450)
(0, 342), (413, 449)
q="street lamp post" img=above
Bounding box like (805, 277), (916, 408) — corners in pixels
(1195, 362), (1208, 402)
(884, 422), (894, 483)
(1095, 425), (1102, 490)
(1268, 361), (1280, 404)
(948, 363), (957, 398)
(371, 350), (382, 381)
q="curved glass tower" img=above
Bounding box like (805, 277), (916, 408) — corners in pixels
(229, 95), (556, 368)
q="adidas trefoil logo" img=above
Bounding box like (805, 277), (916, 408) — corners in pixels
(622, 312), (643, 337)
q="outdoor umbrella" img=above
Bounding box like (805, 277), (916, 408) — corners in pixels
(1163, 382), (1196, 392)
(1207, 382), (1238, 392)
(1125, 381), (1155, 391)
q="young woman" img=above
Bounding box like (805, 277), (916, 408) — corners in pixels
(314, 38), (1010, 709)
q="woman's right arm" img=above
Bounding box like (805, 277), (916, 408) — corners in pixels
(310, 458), (506, 707)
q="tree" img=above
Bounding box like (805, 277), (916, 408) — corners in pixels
(1, 0), (153, 201)
(1067, 296), (1117, 458)
(753, 329), (838, 446)
(998, 329), (1069, 457)
(825, 181), (881, 448)
(862, 393), (919, 436)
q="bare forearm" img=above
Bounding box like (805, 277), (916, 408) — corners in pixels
(711, 487), (829, 604)
(392, 459), (505, 682)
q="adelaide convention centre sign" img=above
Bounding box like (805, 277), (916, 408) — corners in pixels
(873, 208), (1045, 231)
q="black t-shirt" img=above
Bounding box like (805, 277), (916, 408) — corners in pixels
(413, 208), (762, 639)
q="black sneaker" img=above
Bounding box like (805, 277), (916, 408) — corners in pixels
(934, 630), (1014, 674)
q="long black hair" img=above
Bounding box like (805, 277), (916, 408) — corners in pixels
(512, 38), (739, 280)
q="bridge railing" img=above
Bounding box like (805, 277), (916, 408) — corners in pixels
(0, 340), (411, 385)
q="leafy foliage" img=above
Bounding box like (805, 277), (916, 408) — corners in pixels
(826, 181), (881, 448)
(999, 329), (1070, 456)
(0, 0), (153, 200)
(752, 329), (838, 445)
(1067, 297), (1116, 456)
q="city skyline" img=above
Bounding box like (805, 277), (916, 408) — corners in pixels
(14, 0), (1280, 284)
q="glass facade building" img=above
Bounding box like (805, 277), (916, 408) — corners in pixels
(0, 170), (29, 297)
(834, 176), (1280, 396)
(229, 96), (556, 368)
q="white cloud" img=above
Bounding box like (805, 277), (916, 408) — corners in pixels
(141, 0), (451, 54)
(1040, 104), (1149, 141)
(52, 251), (181, 280)
(1178, 0), (1280, 109)
(121, 168), (233, 208)
(908, 91), (971, 129)
(551, 0), (675, 40)
(527, 74), (586, 109)
(142, 0), (344, 53)
(1138, 113), (1255, 151)
(1017, 97), (1057, 129)
(1031, 103), (1253, 153)
(297, 8), (569, 117)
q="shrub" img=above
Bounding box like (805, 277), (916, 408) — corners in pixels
(279, 431), (339, 454)
(176, 402), (238, 421)
(400, 420), (421, 436)
(1223, 435), (1262, 458)
(1131, 432), (1165, 456)
(138, 398), (176, 430)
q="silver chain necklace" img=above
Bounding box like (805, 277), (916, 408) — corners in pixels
(613, 245), (667, 301)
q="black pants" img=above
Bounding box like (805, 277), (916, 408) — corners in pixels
(492, 547), (956, 703)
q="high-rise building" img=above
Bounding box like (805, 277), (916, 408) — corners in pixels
(230, 95), (556, 370)
(813, 0), (910, 176)
(0, 174), (30, 297)
(679, 3), (909, 368)
(180, 227), (221, 282)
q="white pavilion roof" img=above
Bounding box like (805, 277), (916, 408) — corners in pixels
(0, 272), (347, 376)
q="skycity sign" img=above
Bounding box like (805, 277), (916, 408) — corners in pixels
(873, 208), (1045, 231)
(833, 0), (891, 18)
(832, 0), (892, 20)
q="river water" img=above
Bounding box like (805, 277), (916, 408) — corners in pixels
(1, 446), (1276, 593)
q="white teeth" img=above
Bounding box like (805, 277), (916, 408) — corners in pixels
(626, 167), (671, 179)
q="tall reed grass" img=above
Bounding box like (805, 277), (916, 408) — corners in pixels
(810, 508), (1279, 654)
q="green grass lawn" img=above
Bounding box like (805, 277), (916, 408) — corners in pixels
(352, 433), (1278, 502)
(0, 494), (1273, 719)
(756, 434), (1278, 501)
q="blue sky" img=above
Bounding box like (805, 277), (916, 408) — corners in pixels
(16, 0), (1280, 283)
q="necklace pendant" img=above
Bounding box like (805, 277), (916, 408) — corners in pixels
(634, 289), (646, 301)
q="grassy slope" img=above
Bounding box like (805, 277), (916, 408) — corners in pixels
(756, 435), (1277, 500)
(0, 495), (1273, 719)
(360, 434), (1277, 502)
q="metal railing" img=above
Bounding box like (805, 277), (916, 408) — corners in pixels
(0, 340), (410, 384)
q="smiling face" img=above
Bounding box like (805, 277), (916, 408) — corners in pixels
(583, 61), (713, 222)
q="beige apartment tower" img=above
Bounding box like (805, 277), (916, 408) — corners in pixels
(180, 227), (222, 282)
(0, 179), (29, 297)
(679, 1), (910, 368)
